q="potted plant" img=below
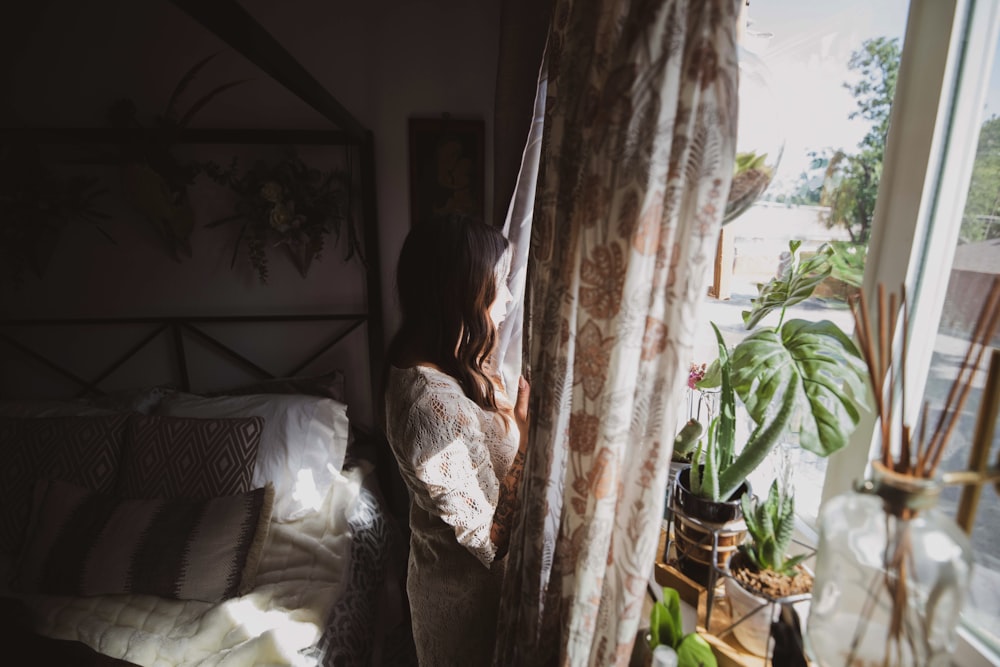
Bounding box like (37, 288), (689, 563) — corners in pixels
(664, 363), (716, 523)
(670, 322), (789, 583)
(724, 479), (812, 657)
(670, 241), (867, 585)
(642, 586), (718, 667)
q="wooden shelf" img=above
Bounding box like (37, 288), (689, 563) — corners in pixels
(654, 528), (812, 667)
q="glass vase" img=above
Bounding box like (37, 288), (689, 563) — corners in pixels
(806, 462), (973, 666)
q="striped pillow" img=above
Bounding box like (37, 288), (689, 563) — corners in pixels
(13, 479), (274, 602)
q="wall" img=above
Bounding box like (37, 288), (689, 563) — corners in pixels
(0, 0), (503, 428)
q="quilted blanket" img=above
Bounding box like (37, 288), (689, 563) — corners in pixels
(2, 464), (388, 667)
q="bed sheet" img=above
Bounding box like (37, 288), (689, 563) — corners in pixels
(2, 464), (385, 667)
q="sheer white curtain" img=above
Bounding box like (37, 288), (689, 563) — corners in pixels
(498, 69), (546, 399)
(493, 0), (741, 664)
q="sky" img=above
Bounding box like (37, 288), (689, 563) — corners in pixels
(745, 0), (1000, 191)
(740, 0), (910, 187)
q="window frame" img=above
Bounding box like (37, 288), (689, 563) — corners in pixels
(817, 0), (1000, 661)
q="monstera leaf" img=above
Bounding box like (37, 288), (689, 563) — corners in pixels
(730, 319), (867, 457)
(742, 241), (834, 330)
(680, 240), (868, 502)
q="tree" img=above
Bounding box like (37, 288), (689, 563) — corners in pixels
(821, 37), (901, 246)
(961, 114), (1000, 243)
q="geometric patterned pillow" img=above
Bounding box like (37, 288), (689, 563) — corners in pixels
(12, 478), (274, 602)
(119, 415), (264, 498)
(0, 414), (128, 556)
(157, 392), (350, 521)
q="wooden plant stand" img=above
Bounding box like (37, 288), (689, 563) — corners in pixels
(654, 527), (814, 667)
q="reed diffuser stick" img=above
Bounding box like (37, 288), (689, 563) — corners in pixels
(851, 289), (890, 466)
(843, 280), (996, 666)
(878, 285), (891, 465)
(924, 280), (1000, 476)
(854, 278), (1000, 477)
(914, 401), (929, 470)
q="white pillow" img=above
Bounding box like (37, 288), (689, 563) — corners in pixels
(0, 400), (114, 418)
(157, 392), (350, 521)
(0, 387), (174, 418)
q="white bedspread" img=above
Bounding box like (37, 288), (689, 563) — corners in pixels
(4, 465), (370, 667)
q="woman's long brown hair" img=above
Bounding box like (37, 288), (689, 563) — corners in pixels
(387, 213), (511, 412)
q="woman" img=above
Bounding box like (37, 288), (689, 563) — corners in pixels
(384, 214), (529, 666)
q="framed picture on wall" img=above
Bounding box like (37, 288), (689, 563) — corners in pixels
(408, 116), (485, 226)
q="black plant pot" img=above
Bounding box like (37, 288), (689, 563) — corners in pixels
(670, 465), (751, 586)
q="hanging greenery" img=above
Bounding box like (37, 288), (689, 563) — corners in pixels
(107, 52), (250, 261)
(0, 144), (112, 286)
(202, 151), (361, 284)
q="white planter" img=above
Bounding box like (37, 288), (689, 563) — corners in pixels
(724, 571), (777, 657)
(723, 556), (813, 659)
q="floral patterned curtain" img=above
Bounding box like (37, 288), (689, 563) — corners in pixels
(494, 0), (740, 664)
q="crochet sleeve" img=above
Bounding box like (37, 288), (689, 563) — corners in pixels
(403, 390), (501, 567)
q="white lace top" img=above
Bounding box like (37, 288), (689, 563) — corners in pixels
(384, 365), (520, 664)
(385, 364), (519, 565)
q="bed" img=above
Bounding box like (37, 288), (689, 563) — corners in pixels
(0, 314), (412, 667)
(0, 2), (418, 662)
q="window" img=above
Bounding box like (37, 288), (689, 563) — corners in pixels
(895, 0), (1000, 654)
(694, 0), (911, 526)
(825, 0), (1000, 659)
(695, 0), (1000, 660)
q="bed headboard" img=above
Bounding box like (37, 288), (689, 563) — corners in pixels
(0, 126), (386, 436)
(0, 312), (376, 430)
(1, 0), (401, 515)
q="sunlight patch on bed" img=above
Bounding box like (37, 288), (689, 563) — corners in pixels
(223, 597), (320, 648)
(291, 468), (323, 513)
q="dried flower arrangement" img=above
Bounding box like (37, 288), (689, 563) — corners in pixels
(202, 151), (361, 284)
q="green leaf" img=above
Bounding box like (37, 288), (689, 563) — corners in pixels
(650, 587), (684, 649)
(673, 419), (703, 457)
(177, 78), (253, 129)
(782, 553), (808, 574)
(740, 480), (803, 572)
(702, 417), (719, 500)
(690, 440), (704, 496)
(677, 632), (718, 667)
(710, 324), (735, 464)
(730, 320), (867, 457)
(164, 52), (222, 122)
(828, 240), (867, 287)
(774, 492), (795, 555)
(742, 242), (834, 330)
(740, 493), (757, 534)
(715, 384), (795, 501)
(695, 358), (722, 390)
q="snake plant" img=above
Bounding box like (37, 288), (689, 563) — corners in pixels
(686, 241), (867, 502)
(740, 480), (806, 577)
